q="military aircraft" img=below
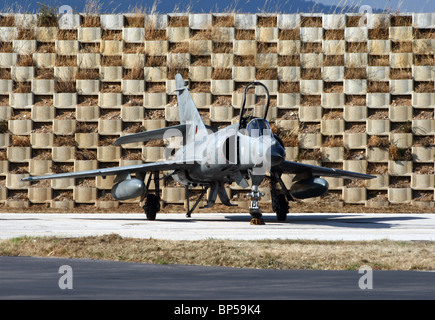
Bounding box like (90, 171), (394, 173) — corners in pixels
(22, 73), (375, 224)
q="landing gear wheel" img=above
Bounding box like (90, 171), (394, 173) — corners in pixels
(144, 194), (160, 220)
(273, 193), (289, 221)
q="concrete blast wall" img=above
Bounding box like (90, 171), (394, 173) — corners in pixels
(0, 12), (433, 209)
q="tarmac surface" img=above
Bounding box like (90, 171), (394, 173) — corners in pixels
(1, 256), (435, 300)
(1, 212), (435, 241)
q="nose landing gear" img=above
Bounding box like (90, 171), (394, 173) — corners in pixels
(248, 183), (265, 225)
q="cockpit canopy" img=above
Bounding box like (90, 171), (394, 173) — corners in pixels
(246, 118), (273, 137)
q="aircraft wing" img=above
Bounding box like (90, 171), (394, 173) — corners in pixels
(21, 159), (197, 182)
(273, 160), (376, 180)
(113, 124), (187, 145)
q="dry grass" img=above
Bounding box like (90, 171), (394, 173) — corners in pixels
(213, 42), (233, 54)
(298, 149), (324, 161)
(279, 82), (299, 93)
(167, 15), (188, 27)
(37, 42), (55, 53)
(212, 15), (234, 27)
(122, 149), (142, 160)
(76, 68), (100, 80)
(414, 81), (435, 93)
(301, 16), (322, 28)
(123, 95), (143, 106)
(123, 66), (144, 80)
(81, 16), (100, 28)
(33, 68), (53, 80)
(324, 29), (344, 40)
(0, 16), (14, 27)
(100, 55), (122, 67)
(4, 235), (435, 270)
(368, 135), (389, 149)
(344, 67), (366, 79)
(323, 55), (344, 66)
(278, 29), (299, 40)
(257, 16), (276, 27)
(146, 82), (166, 93)
(272, 125), (299, 147)
(0, 42), (13, 53)
(368, 55), (390, 66)
(11, 135), (30, 147)
(190, 82), (210, 93)
(414, 54), (435, 66)
(169, 41), (189, 53)
(17, 28), (36, 40)
(58, 30), (78, 40)
(79, 42), (100, 53)
(101, 82), (121, 93)
(124, 15), (145, 28)
(301, 68), (321, 80)
(367, 81), (390, 93)
(367, 162), (388, 175)
(234, 55), (255, 66)
(145, 55), (166, 67)
(257, 42), (276, 54)
(102, 30), (122, 41)
(56, 55), (77, 67)
(390, 68), (412, 80)
(55, 81), (76, 93)
(413, 136), (433, 148)
(301, 95), (321, 106)
(256, 68), (277, 80)
(392, 41), (413, 53)
(123, 43), (145, 54)
(346, 42), (367, 53)
(0, 68), (11, 79)
(13, 81), (31, 93)
(212, 68), (232, 80)
(323, 136), (343, 147)
(190, 28), (212, 41)
(389, 143), (413, 161)
(76, 122), (97, 133)
(16, 55), (34, 67)
(301, 42), (322, 54)
(75, 149), (97, 160)
(323, 82), (343, 93)
(54, 135), (76, 147)
(235, 29), (255, 40)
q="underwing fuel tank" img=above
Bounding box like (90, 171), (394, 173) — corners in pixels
(111, 178), (145, 200)
(289, 177), (329, 199)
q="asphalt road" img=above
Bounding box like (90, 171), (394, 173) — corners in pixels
(1, 256), (435, 301)
(1, 212), (435, 241)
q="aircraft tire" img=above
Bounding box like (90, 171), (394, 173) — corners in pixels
(273, 193), (289, 221)
(144, 194), (159, 220)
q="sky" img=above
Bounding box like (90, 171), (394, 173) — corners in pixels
(1, 0), (434, 13)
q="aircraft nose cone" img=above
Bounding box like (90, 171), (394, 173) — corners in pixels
(269, 144), (286, 166)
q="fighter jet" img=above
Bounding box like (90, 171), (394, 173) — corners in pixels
(22, 73), (375, 224)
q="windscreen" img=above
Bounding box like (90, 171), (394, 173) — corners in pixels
(246, 118), (273, 137)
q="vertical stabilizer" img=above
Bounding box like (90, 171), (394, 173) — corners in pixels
(175, 73), (207, 143)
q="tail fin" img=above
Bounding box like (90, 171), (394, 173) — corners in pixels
(175, 73), (207, 143)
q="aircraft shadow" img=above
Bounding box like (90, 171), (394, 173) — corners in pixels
(224, 214), (428, 229)
(72, 213), (428, 230)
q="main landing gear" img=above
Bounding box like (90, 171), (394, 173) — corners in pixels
(143, 171), (161, 220)
(270, 172), (290, 222)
